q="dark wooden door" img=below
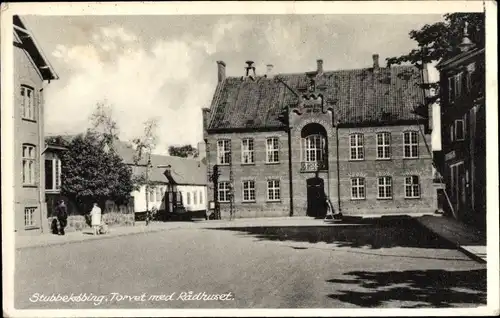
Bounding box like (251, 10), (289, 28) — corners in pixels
(306, 177), (326, 218)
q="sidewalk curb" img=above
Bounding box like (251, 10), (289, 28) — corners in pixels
(415, 219), (487, 264)
(15, 225), (183, 250)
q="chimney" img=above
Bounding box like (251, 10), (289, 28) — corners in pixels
(245, 60), (256, 78)
(372, 54), (380, 70)
(217, 61), (226, 82)
(317, 59), (324, 74)
(266, 64), (274, 78)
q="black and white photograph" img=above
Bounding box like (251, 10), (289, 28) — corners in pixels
(1, 1), (498, 316)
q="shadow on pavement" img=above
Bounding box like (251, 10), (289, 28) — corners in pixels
(209, 216), (455, 250)
(326, 269), (486, 307)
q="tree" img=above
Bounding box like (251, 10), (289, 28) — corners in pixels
(132, 118), (159, 224)
(89, 101), (119, 150)
(386, 13), (485, 69)
(59, 133), (135, 213)
(168, 144), (199, 158)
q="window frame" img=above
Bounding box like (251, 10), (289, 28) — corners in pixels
(303, 134), (326, 163)
(22, 144), (36, 186)
(455, 119), (465, 141)
(242, 180), (256, 202)
(403, 131), (419, 159)
(241, 138), (255, 164)
(267, 179), (281, 202)
(349, 133), (364, 160)
(24, 207), (36, 227)
(351, 177), (366, 200)
(376, 132), (391, 160)
(217, 181), (230, 203)
(217, 139), (231, 165)
(404, 175), (421, 199)
(45, 157), (62, 192)
(21, 85), (36, 121)
(266, 137), (280, 164)
(377, 176), (393, 200)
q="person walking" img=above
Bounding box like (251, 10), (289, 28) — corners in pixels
(56, 199), (68, 235)
(90, 202), (102, 235)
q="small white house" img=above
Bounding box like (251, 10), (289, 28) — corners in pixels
(114, 140), (207, 217)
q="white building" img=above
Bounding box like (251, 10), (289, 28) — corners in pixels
(114, 140), (207, 218)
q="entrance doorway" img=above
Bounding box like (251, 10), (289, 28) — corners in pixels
(450, 162), (469, 220)
(306, 177), (327, 218)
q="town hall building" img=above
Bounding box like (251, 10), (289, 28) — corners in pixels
(202, 56), (438, 219)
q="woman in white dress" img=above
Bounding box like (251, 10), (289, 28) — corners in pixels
(90, 202), (102, 235)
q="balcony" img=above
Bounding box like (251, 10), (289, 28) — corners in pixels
(300, 161), (328, 172)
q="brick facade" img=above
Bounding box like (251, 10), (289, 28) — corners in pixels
(205, 119), (437, 219)
(203, 58), (437, 219)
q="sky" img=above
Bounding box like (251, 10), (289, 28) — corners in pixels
(23, 14), (444, 155)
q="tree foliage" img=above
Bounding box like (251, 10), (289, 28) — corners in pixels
(168, 144), (199, 158)
(89, 101), (119, 150)
(386, 13), (485, 68)
(59, 133), (135, 210)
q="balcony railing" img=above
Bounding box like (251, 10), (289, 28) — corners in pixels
(300, 161), (328, 172)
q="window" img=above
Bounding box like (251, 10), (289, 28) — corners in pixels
(448, 76), (454, 102)
(455, 119), (465, 141)
(217, 140), (231, 165)
(193, 191), (197, 205)
(21, 85), (35, 121)
(241, 138), (254, 164)
(156, 187), (161, 201)
(350, 134), (364, 160)
(403, 131), (418, 158)
(267, 180), (280, 201)
(405, 176), (421, 198)
(242, 180), (256, 202)
(377, 176), (392, 199)
(45, 158), (61, 191)
(186, 192), (191, 205)
(24, 207), (36, 227)
(351, 178), (366, 200)
(199, 191), (203, 204)
(148, 188), (155, 203)
(217, 182), (230, 202)
(22, 144), (36, 185)
(376, 132), (391, 159)
(449, 123), (455, 142)
(160, 187), (165, 196)
(454, 72), (463, 98)
(304, 135), (325, 162)
(266, 138), (279, 163)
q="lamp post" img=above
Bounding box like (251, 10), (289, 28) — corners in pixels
(145, 156), (152, 225)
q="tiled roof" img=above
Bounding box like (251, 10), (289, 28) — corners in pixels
(113, 140), (207, 186)
(207, 65), (426, 130)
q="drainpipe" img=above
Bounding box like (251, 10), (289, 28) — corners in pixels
(336, 125), (342, 214)
(38, 87), (45, 233)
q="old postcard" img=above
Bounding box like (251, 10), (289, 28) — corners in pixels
(1, 1), (498, 317)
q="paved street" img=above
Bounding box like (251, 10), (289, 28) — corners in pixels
(15, 217), (486, 309)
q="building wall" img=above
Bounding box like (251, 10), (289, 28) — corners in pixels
(132, 184), (207, 213)
(337, 124), (436, 214)
(14, 35), (46, 233)
(206, 122), (437, 218)
(206, 130), (290, 219)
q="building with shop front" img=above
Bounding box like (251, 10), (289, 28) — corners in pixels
(202, 56), (439, 219)
(436, 26), (486, 229)
(13, 15), (59, 233)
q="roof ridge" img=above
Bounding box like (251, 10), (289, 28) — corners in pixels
(224, 65), (416, 81)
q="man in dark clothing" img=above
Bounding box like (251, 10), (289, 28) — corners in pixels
(56, 200), (68, 235)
